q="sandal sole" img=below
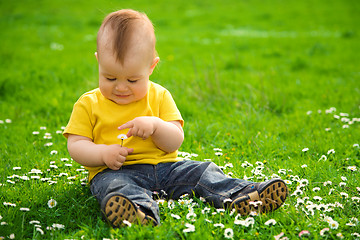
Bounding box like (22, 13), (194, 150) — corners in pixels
(104, 194), (157, 227)
(105, 195), (143, 227)
(231, 179), (288, 215)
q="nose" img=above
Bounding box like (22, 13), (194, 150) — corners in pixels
(115, 81), (129, 92)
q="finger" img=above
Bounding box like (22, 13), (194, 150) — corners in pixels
(135, 129), (143, 138)
(142, 131), (152, 140)
(114, 163), (121, 170)
(119, 148), (129, 157)
(109, 164), (120, 171)
(118, 155), (126, 163)
(116, 158), (124, 167)
(118, 121), (134, 131)
(126, 148), (134, 154)
(128, 126), (140, 138)
(126, 129), (133, 138)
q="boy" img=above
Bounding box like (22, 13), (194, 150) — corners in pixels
(63, 9), (288, 227)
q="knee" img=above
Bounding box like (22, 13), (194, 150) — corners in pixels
(205, 161), (223, 173)
(107, 180), (135, 193)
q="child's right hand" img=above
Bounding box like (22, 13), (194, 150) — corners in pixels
(101, 145), (134, 170)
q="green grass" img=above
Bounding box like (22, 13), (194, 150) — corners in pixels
(1, 0), (360, 239)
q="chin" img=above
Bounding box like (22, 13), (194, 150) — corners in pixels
(113, 99), (131, 105)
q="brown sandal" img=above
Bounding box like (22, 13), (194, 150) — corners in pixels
(102, 193), (158, 227)
(230, 179), (288, 215)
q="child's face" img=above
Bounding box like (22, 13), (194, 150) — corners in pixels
(97, 49), (158, 105)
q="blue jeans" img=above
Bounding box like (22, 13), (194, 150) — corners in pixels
(90, 160), (252, 224)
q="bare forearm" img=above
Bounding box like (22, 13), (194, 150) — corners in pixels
(67, 139), (105, 167)
(152, 119), (184, 153)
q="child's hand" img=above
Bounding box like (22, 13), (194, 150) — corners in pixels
(118, 117), (159, 140)
(101, 145), (133, 170)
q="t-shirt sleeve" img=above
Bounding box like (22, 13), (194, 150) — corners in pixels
(159, 89), (184, 127)
(63, 98), (94, 140)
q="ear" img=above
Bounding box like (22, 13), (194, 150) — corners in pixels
(149, 57), (160, 75)
(95, 52), (98, 62)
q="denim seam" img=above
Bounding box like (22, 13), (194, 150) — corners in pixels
(196, 182), (228, 198)
(227, 183), (251, 196)
(197, 182), (250, 199)
(153, 165), (160, 189)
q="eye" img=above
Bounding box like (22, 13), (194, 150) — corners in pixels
(106, 77), (117, 81)
(127, 79), (138, 83)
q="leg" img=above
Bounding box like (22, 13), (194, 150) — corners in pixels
(90, 165), (160, 225)
(158, 161), (252, 208)
(158, 161), (288, 214)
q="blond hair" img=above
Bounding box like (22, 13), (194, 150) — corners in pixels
(97, 9), (156, 64)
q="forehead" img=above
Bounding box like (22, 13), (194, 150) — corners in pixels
(99, 49), (150, 76)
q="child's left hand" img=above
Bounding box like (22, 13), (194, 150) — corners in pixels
(118, 117), (159, 140)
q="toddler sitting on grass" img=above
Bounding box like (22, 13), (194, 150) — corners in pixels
(63, 9), (288, 227)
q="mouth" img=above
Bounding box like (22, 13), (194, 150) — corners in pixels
(114, 94), (131, 98)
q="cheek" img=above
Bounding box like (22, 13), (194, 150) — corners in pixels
(99, 79), (112, 93)
(98, 80), (105, 92)
(139, 82), (149, 94)
(132, 83), (148, 98)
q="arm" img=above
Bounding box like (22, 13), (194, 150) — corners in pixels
(118, 117), (184, 153)
(67, 134), (133, 170)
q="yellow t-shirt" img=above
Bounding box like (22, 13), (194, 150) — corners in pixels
(63, 81), (184, 181)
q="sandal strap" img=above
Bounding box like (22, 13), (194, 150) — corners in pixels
(248, 191), (260, 201)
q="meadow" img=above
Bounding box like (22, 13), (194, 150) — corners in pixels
(1, 0), (359, 239)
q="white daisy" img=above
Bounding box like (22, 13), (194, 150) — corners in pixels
(52, 223), (65, 229)
(117, 134), (128, 140)
(47, 199), (57, 208)
(183, 223), (195, 233)
(214, 223), (225, 228)
(320, 228), (329, 236)
(36, 228), (44, 235)
(171, 214), (181, 220)
(122, 220), (132, 227)
(347, 166), (357, 171)
(224, 228), (234, 239)
(264, 219), (276, 226)
(327, 149), (335, 155)
(329, 220), (339, 229)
